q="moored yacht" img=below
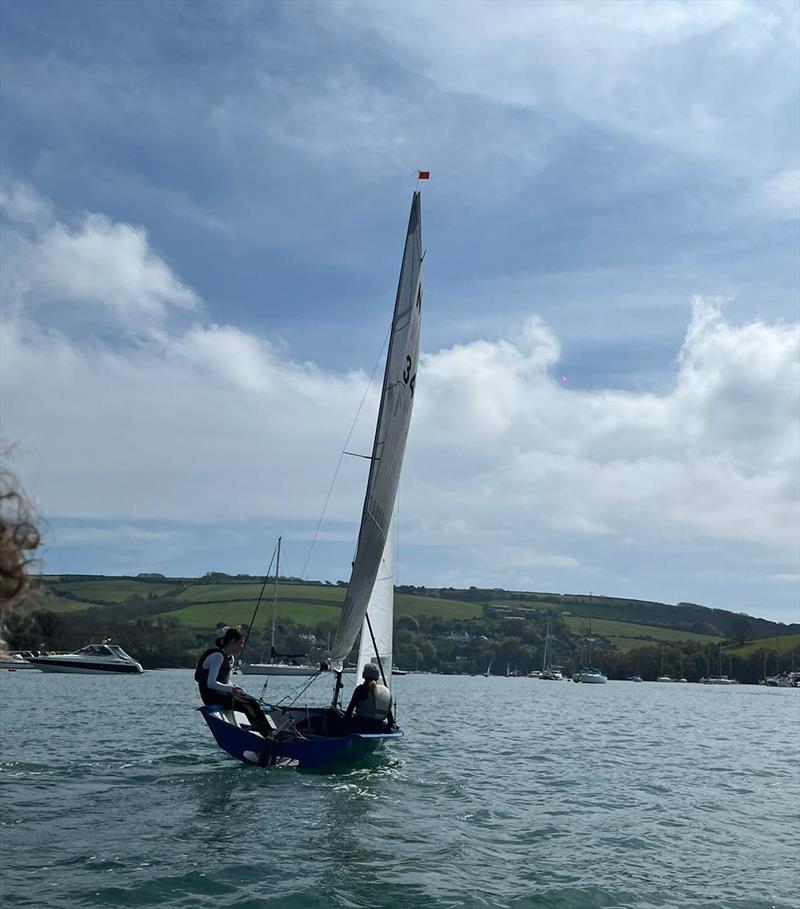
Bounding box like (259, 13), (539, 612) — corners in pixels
(239, 660), (317, 676)
(576, 666), (607, 684)
(28, 643), (143, 674)
(538, 617), (565, 680)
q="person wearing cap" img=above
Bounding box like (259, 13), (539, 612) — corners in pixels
(344, 662), (396, 732)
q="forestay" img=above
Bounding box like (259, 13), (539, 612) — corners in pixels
(329, 192), (423, 672)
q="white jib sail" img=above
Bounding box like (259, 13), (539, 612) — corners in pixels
(356, 515), (395, 685)
(329, 192), (423, 672)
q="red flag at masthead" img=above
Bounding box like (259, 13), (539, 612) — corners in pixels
(417, 171), (430, 180)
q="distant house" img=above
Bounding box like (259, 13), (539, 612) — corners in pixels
(446, 631), (470, 642)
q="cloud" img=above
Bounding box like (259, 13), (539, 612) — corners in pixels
(1, 187), (200, 330)
(328, 0), (798, 174)
(53, 524), (189, 547)
(1, 187), (797, 614)
(756, 169), (800, 219)
(0, 181), (54, 229)
(406, 296), (799, 556)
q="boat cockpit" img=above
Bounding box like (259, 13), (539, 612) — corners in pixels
(74, 644), (137, 661)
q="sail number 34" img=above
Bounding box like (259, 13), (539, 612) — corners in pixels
(402, 356), (416, 397)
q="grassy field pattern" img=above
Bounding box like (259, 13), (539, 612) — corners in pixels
(563, 616), (723, 651)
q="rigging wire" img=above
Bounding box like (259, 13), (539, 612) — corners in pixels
(299, 327), (391, 581)
(271, 669), (326, 709)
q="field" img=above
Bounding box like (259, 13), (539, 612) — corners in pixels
(562, 616), (723, 652)
(157, 600), (340, 629)
(31, 576), (790, 653)
(160, 586), (481, 628)
(724, 634), (800, 657)
(35, 576), (482, 628)
(47, 578), (183, 604)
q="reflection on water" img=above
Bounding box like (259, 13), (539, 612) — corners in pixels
(1, 670), (798, 909)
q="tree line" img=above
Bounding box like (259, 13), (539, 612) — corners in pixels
(4, 592), (797, 683)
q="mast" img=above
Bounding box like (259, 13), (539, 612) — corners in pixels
(542, 617), (551, 673)
(328, 192), (423, 681)
(587, 614), (593, 665)
(270, 536), (281, 657)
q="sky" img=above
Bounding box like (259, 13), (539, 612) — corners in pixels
(1, 0), (798, 624)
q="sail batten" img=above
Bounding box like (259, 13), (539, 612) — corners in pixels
(329, 192), (423, 672)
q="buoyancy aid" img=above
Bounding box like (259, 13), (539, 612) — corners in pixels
(195, 647), (233, 702)
(355, 682), (392, 721)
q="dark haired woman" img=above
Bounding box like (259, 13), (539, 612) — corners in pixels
(195, 627), (273, 736)
(344, 662), (396, 733)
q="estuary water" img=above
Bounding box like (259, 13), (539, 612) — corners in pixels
(1, 670), (798, 909)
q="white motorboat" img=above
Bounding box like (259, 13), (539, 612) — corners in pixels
(0, 651), (40, 670)
(699, 676), (738, 685)
(576, 666), (608, 684)
(27, 643), (143, 674)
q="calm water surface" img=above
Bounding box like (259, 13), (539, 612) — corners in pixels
(1, 670), (798, 908)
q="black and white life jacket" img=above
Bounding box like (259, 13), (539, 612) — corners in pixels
(194, 647), (232, 701)
(355, 683), (392, 720)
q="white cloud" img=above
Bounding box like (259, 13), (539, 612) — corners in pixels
(757, 169), (800, 219)
(1, 185), (199, 329)
(54, 525), (188, 547)
(405, 296), (799, 557)
(1, 189), (797, 614)
(328, 0), (797, 174)
(0, 181), (55, 229)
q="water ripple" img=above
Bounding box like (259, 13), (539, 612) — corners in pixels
(1, 671), (798, 908)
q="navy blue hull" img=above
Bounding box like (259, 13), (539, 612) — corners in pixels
(199, 705), (403, 770)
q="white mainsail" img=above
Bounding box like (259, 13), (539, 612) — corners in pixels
(329, 192), (423, 672)
(356, 516), (396, 682)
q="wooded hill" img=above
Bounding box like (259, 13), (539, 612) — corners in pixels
(4, 573), (797, 681)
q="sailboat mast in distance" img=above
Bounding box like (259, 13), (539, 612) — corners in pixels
(270, 536), (281, 655)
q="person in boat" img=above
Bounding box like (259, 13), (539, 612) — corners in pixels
(344, 663), (396, 733)
(195, 628), (275, 737)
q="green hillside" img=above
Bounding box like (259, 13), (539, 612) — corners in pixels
(11, 574), (796, 680)
(561, 616), (724, 652)
(34, 575), (797, 645)
(50, 578), (184, 602)
(724, 634), (800, 658)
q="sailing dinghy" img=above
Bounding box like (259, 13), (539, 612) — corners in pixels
(200, 191), (424, 769)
